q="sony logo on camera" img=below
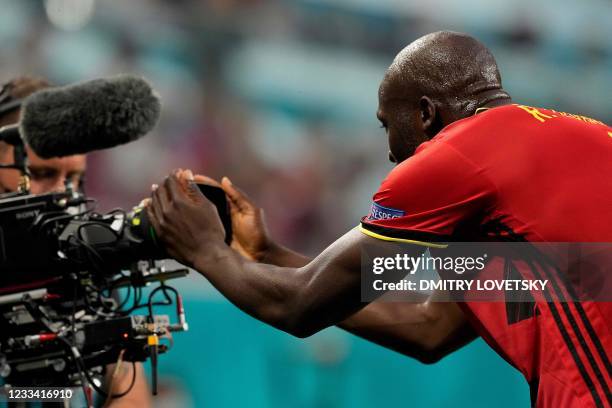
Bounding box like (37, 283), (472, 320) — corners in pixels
(15, 209), (41, 220)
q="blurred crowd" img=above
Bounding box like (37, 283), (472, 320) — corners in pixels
(0, 0), (610, 255)
(0, 1), (609, 407)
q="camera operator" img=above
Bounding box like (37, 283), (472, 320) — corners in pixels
(0, 76), (151, 407)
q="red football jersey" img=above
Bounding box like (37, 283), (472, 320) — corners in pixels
(361, 104), (612, 407)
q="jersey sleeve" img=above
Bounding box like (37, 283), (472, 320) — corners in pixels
(360, 141), (496, 246)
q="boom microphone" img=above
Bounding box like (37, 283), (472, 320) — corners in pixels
(20, 75), (161, 158)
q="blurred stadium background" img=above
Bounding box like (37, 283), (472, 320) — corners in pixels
(0, 0), (610, 406)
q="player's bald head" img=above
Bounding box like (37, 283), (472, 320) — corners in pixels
(380, 31), (507, 114)
(377, 31), (511, 164)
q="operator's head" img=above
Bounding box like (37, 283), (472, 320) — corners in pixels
(0, 77), (86, 194)
(378, 31), (512, 163)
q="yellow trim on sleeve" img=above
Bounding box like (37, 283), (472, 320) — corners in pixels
(358, 225), (448, 249)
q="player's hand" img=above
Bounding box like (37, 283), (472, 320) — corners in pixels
(220, 176), (272, 261)
(169, 172), (273, 261)
(147, 169), (226, 267)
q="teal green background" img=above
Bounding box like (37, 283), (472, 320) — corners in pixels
(152, 298), (530, 408)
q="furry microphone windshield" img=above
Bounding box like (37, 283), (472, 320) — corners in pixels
(20, 74), (161, 158)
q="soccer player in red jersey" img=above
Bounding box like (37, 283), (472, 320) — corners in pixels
(147, 31), (611, 407)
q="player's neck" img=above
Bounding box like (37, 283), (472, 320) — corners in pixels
(476, 89), (512, 110)
(482, 98), (512, 109)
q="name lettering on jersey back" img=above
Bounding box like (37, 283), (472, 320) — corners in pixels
(515, 104), (606, 126)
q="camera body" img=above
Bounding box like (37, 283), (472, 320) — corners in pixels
(0, 186), (188, 390)
(0, 188), (155, 280)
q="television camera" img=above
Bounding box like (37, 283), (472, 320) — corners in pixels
(0, 75), (228, 402)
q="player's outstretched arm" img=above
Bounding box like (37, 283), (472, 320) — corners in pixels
(339, 300), (477, 363)
(218, 176), (478, 362)
(148, 170), (382, 337)
(160, 171), (477, 358)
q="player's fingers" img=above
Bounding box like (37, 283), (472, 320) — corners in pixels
(221, 177), (254, 213)
(153, 181), (171, 213)
(193, 174), (221, 188)
(180, 168), (193, 181)
(165, 170), (188, 201)
(139, 197), (151, 208)
(168, 169), (206, 204)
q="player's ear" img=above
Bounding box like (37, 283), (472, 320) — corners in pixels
(418, 96), (439, 136)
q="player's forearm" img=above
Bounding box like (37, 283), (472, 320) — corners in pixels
(249, 238), (467, 358)
(338, 300), (441, 362)
(338, 300), (477, 363)
(192, 231), (364, 337)
(260, 241), (311, 267)
(193, 243), (327, 336)
(259, 243), (455, 355)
